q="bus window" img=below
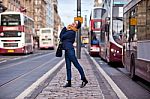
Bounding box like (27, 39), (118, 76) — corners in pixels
(94, 21), (101, 29)
(1, 14), (21, 26)
(93, 8), (102, 19)
(42, 30), (51, 33)
(91, 39), (99, 45)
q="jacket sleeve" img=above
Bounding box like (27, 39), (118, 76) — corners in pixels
(59, 27), (67, 40)
(60, 31), (75, 40)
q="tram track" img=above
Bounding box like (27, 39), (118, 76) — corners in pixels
(0, 52), (54, 70)
(0, 57), (57, 88)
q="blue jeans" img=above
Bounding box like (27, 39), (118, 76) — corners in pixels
(65, 48), (85, 81)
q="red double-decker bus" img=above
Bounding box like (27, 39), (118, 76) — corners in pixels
(88, 7), (105, 56)
(0, 11), (34, 54)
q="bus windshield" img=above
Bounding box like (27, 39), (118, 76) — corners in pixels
(1, 14), (21, 26)
(112, 6), (123, 45)
(41, 30), (51, 33)
(93, 8), (102, 19)
(94, 21), (101, 29)
(112, 19), (123, 45)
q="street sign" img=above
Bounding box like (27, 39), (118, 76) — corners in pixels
(130, 18), (137, 25)
(74, 17), (83, 23)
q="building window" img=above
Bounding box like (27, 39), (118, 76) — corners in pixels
(35, 0), (38, 5)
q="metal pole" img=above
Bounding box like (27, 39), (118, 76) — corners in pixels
(77, 0), (81, 59)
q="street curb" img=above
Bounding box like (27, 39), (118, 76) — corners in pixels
(84, 49), (128, 99)
(15, 58), (65, 99)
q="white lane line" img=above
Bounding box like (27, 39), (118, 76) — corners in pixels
(15, 58), (65, 99)
(0, 52), (48, 64)
(10, 57), (21, 61)
(0, 60), (7, 64)
(0, 52), (55, 70)
(84, 49), (128, 99)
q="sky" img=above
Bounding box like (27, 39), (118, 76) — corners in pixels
(58, 0), (94, 26)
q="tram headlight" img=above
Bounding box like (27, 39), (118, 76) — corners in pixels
(117, 50), (119, 53)
(113, 54), (116, 56)
(111, 48), (115, 52)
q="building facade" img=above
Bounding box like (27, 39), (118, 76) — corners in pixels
(52, 0), (61, 46)
(20, 0), (34, 20)
(1, 0), (47, 31)
(0, 0), (7, 13)
(46, 0), (54, 28)
(34, 0), (47, 31)
(2, 0), (21, 11)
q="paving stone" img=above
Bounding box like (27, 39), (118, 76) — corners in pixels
(35, 50), (118, 99)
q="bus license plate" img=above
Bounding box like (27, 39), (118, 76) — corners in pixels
(8, 50), (14, 53)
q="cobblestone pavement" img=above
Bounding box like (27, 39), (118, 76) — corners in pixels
(36, 50), (118, 99)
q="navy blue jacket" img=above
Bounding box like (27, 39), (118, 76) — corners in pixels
(59, 27), (76, 50)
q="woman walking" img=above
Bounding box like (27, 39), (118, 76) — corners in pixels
(59, 21), (88, 88)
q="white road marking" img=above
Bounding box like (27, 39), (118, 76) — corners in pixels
(84, 49), (128, 99)
(15, 59), (65, 99)
(0, 52), (55, 70)
(10, 57), (21, 61)
(0, 52), (47, 64)
(0, 60), (7, 64)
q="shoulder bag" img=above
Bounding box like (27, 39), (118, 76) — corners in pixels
(55, 41), (62, 57)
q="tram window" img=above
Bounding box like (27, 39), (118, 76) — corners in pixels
(101, 32), (105, 43)
(147, 1), (150, 40)
(137, 26), (146, 40)
(147, 26), (150, 39)
(147, 7), (150, 25)
(105, 17), (110, 32)
(105, 24), (109, 32)
(129, 26), (135, 42)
